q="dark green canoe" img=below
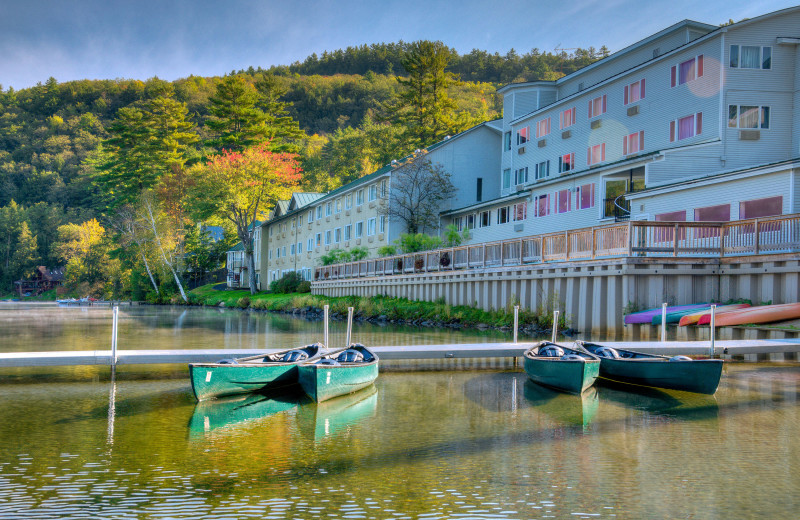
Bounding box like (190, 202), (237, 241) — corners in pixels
(523, 341), (600, 394)
(298, 344), (379, 403)
(577, 341), (724, 395)
(189, 344), (322, 401)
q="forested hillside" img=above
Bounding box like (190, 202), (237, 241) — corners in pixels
(0, 41), (602, 298)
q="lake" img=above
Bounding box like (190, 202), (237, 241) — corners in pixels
(0, 303), (798, 518)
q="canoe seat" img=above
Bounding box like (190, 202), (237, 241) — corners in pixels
(595, 346), (620, 359)
(539, 346), (565, 357)
(282, 349), (310, 362)
(560, 354), (584, 361)
(318, 358), (340, 366)
(216, 358), (238, 364)
(337, 349), (364, 363)
(669, 355), (692, 362)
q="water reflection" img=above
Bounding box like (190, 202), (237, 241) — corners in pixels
(296, 385), (378, 442)
(188, 390), (307, 438)
(523, 381), (600, 429)
(597, 380), (720, 422)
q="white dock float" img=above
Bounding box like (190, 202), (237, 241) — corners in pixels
(1, 340), (799, 368)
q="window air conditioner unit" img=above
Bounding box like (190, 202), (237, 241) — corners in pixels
(537, 139), (546, 148)
(518, 146), (526, 155)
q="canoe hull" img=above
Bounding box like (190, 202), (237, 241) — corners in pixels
(189, 364), (299, 401)
(298, 361), (379, 402)
(707, 303), (800, 327)
(624, 304), (709, 324)
(597, 358), (723, 394)
(523, 355), (600, 394)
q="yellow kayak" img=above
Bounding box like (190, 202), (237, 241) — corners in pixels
(678, 304), (750, 326)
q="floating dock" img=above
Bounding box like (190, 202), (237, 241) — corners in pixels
(1, 340), (799, 368)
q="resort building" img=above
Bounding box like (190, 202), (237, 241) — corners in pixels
(443, 6), (800, 243)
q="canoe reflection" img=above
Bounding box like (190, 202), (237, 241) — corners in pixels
(597, 380), (719, 421)
(523, 380), (599, 429)
(188, 390), (307, 438)
(295, 385), (378, 441)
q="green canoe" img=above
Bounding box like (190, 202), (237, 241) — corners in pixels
(189, 344), (322, 401)
(523, 341), (600, 394)
(298, 344), (379, 403)
(577, 341), (724, 394)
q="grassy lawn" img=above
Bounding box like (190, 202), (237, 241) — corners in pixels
(188, 283), (566, 330)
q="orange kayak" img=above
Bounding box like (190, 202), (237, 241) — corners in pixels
(680, 304), (751, 326)
(711, 303), (800, 327)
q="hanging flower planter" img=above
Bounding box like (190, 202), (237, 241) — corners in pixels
(439, 252), (451, 267)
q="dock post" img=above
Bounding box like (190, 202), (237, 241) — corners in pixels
(346, 307), (354, 347)
(709, 304), (716, 358)
(661, 303), (667, 342)
(111, 305), (119, 366)
(551, 310), (560, 343)
(513, 305), (519, 368)
(323, 304), (330, 349)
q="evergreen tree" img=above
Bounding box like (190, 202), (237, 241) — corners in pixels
(254, 73), (305, 153)
(11, 221), (38, 279)
(205, 75), (266, 152)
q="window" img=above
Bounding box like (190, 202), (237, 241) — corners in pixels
(307, 238), (313, 251)
(504, 131), (512, 151)
(497, 206), (510, 224)
(380, 180), (387, 197)
(577, 183), (595, 210)
(740, 196), (782, 219)
(268, 250), (272, 260)
(476, 178), (483, 202)
(345, 194), (352, 209)
(695, 204), (730, 222)
(671, 55), (704, 87)
(291, 219), (295, 229)
(534, 194), (550, 217)
(587, 143), (606, 166)
(588, 95), (606, 119)
(269, 226), (273, 236)
(623, 131), (644, 155)
(517, 126), (529, 145)
(624, 79), (645, 105)
(556, 189), (571, 214)
(367, 218), (376, 236)
(316, 206), (322, 219)
(466, 214), (476, 230)
(559, 153), (576, 173)
(728, 105), (769, 129)
(315, 233), (322, 246)
(344, 224), (352, 241)
(535, 160), (550, 180)
(560, 107), (576, 129)
(480, 210), (492, 227)
(670, 112), (703, 141)
(355, 221), (363, 238)
(454, 216), (463, 231)
(334, 227), (341, 243)
(356, 189), (364, 205)
(276, 247), (280, 258)
(656, 210), (687, 221)
(502, 168), (511, 190)
(368, 184), (377, 201)
(513, 202), (527, 221)
(730, 45), (771, 70)
(515, 167), (529, 185)
(298, 241), (303, 254)
(282, 246), (286, 257)
(324, 230), (331, 245)
(536, 117), (551, 138)
(379, 215), (386, 233)
(335, 198), (342, 213)
(325, 202), (332, 216)
(290, 244), (295, 255)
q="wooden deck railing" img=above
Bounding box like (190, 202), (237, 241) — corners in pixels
(314, 214), (800, 281)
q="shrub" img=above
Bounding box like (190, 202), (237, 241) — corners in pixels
(378, 245), (397, 256)
(443, 224), (470, 247)
(270, 272), (304, 294)
(350, 247), (369, 260)
(297, 281), (311, 293)
(396, 233), (442, 253)
(237, 296), (251, 308)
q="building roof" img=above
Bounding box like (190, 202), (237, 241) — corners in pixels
(228, 242), (244, 252)
(261, 119), (503, 227)
(289, 192), (325, 210)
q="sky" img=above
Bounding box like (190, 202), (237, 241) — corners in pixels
(1, 0), (797, 90)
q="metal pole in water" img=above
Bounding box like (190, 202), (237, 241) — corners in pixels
(551, 310), (560, 343)
(709, 304), (716, 358)
(513, 305), (519, 344)
(345, 307), (354, 347)
(661, 303), (667, 343)
(323, 305), (330, 349)
(111, 305), (119, 366)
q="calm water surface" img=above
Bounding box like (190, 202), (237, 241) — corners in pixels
(0, 304), (798, 519)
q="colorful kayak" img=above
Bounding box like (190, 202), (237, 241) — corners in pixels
(650, 306), (713, 325)
(624, 304), (709, 324)
(523, 341), (600, 394)
(679, 304), (751, 326)
(577, 341), (723, 394)
(298, 344), (379, 403)
(189, 344), (322, 401)
(709, 303), (800, 327)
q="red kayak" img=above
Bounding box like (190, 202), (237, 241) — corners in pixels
(710, 303), (800, 327)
